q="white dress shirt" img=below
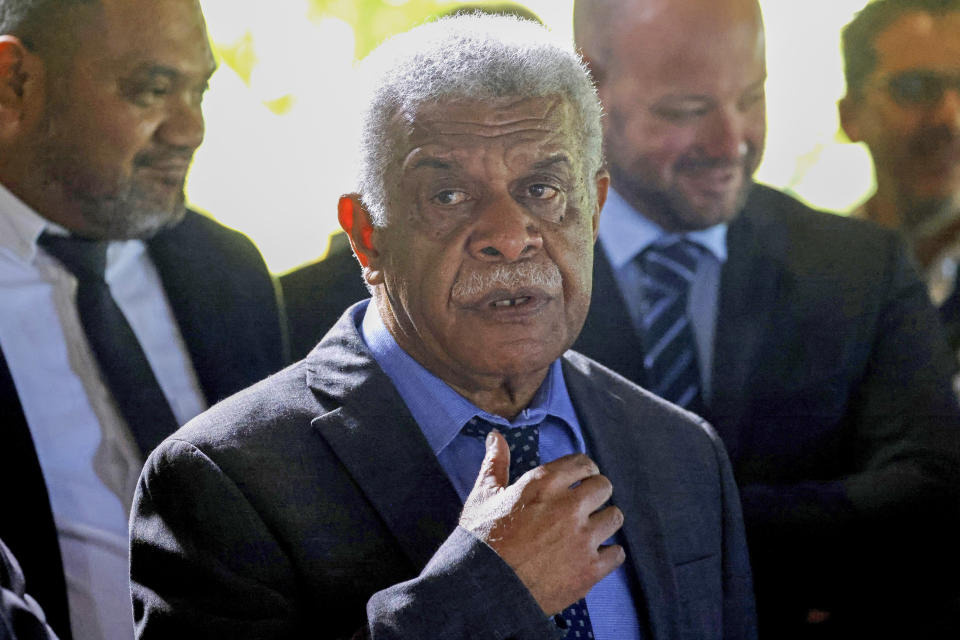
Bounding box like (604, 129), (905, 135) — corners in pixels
(0, 183), (207, 639)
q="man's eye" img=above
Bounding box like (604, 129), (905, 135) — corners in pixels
(527, 184), (559, 199)
(432, 190), (469, 206)
(121, 80), (173, 106)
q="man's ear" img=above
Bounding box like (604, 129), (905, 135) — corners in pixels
(338, 194), (384, 286)
(838, 94), (863, 143)
(592, 169), (610, 241)
(0, 36), (41, 136)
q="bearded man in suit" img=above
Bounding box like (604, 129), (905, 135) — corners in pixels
(573, 0), (960, 636)
(0, 1), (285, 638)
(130, 14), (756, 640)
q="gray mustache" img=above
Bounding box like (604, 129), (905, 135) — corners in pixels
(452, 262), (562, 301)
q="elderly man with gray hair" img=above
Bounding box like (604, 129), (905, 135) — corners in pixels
(130, 15), (756, 639)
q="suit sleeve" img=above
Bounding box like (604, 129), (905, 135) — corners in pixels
(737, 235), (960, 610)
(130, 439), (563, 640)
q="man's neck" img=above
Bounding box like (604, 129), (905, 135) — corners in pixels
(374, 295), (551, 420)
(445, 374), (548, 421)
(865, 188), (960, 269)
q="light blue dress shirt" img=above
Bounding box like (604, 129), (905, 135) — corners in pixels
(597, 187), (728, 399)
(361, 302), (643, 640)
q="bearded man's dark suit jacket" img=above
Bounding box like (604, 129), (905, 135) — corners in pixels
(574, 183), (960, 635)
(0, 210), (286, 640)
(129, 302), (757, 640)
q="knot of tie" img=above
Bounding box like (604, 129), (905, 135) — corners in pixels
(461, 417), (540, 484)
(639, 238), (704, 297)
(38, 232), (109, 283)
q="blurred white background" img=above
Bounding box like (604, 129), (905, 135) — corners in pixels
(189, 0), (876, 273)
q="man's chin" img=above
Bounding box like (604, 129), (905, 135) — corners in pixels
(82, 197), (187, 240)
(674, 183), (751, 230)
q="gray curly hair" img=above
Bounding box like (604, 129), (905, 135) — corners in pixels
(355, 13), (604, 226)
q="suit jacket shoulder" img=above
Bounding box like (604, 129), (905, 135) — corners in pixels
(280, 231), (370, 360)
(148, 210), (288, 401)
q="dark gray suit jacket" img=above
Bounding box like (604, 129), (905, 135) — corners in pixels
(130, 302), (756, 640)
(0, 210), (286, 640)
(574, 183), (960, 634)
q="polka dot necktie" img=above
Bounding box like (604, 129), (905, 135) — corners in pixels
(637, 239), (705, 413)
(461, 417), (596, 639)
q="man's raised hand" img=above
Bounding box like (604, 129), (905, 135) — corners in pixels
(459, 430), (626, 616)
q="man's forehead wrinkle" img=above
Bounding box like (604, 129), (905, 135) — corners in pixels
(416, 117), (558, 139)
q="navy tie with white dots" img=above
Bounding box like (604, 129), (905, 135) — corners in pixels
(461, 417), (596, 639)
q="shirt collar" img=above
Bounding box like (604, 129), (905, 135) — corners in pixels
(598, 187), (728, 269)
(0, 180), (146, 277)
(361, 300), (580, 456)
(0, 181), (54, 263)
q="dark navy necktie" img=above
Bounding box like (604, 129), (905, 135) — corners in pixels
(461, 417), (596, 639)
(38, 232), (179, 455)
(637, 239), (705, 413)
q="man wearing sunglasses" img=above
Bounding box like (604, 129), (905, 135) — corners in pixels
(840, 0), (960, 351)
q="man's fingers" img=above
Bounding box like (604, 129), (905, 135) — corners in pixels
(570, 473), (614, 512)
(471, 429), (510, 495)
(534, 453), (600, 489)
(588, 504), (625, 544)
(595, 543), (627, 578)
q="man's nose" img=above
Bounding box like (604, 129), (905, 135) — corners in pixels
(467, 194), (543, 262)
(155, 94), (206, 150)
(699, 108), (750, 162)
(928, 87), (960, 131)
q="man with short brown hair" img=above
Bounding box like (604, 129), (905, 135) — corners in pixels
(840, 0), (960, 350)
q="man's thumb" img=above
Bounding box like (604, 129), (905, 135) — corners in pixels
(475, 429), (510, 493)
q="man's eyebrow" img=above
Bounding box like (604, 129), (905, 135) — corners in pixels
(532, 154), (572, 170)
(127, 62), (219, 81)
(411, 157), (457, 171)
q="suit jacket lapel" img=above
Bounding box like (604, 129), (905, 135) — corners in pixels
(306, 310), (463, 570)
(574, 243), (648, 387)
(710, 188), (784, 460)
(563, 355), (681, 640)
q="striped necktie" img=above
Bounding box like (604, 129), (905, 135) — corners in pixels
(637, 239), (704, 412)
(461, 417), (596, 638)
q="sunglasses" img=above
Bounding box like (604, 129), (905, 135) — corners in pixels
(881, 70), (960, 107)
